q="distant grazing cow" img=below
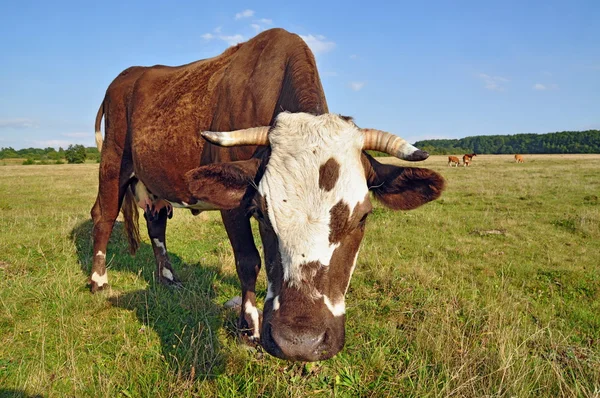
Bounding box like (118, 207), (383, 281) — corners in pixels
(448, 156), (460, 167)
(463, 153), (477, 167)
(514, 154), (524, 163)
(91, 28), (445, 361)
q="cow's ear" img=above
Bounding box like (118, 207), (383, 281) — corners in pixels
(185, 158), (261, 209)
(364, 153), (445, 210)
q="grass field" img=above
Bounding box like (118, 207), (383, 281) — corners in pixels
(1, 154), (599, 397)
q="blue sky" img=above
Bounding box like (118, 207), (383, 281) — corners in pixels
(0, 0), (598, 149)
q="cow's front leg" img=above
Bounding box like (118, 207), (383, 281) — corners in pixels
(221, 209), (262, 341)
(145, 206), (180, 286)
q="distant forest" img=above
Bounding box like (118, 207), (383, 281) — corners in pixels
(2, 129), (599, 162)
(414, 130), (600, 155)
(0, 146), (100, 163)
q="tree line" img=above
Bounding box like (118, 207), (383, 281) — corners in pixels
(2, 129), (599, 163)
(0, 145), (100, 164)
(414, 130), (600, 155)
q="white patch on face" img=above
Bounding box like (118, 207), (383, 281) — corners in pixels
(161, 267), (174, 280)
(95, 251), (106, 258)
(273, 295), (280, 311)
(244, 301), (260, 338)
(91, 271), (108, 287)
(152, 238), (166, 255)
(258, 113), (368, 286)
(323, 295), (345, 317)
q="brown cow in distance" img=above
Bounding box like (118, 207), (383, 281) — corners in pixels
(463, 153), (477, 166)
(515, 154), (524, 163)
(91, 28), (445, 362)
(448, 156), (460, 167)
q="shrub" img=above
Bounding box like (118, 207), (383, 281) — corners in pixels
(65, 144), (87, 164)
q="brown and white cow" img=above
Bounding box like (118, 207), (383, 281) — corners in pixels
(463, 153), (477, 166)
(91, 28), (445, 361)
(448, 156), (460, 167)
(514, 154), (524, 163)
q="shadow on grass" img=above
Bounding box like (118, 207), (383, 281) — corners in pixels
(70, 219), (242, 380)
(0, 390), (44, 398)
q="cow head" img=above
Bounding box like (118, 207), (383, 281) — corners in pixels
(186, 112), (445, 361)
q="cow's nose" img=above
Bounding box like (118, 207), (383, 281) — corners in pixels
(270, 325), (329, 361)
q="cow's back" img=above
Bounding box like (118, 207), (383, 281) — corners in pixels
(129, 28), (326, 202)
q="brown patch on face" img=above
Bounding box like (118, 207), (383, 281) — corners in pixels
(319, 157), (340, 192)
(329, 201), (350, 244)
(329, 196), (372, 244)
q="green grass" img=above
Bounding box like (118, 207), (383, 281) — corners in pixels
(1, 155), (599, 397)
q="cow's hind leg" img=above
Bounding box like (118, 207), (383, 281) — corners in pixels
(90, 160), (131, 292)
(221, 209), (262, 341)
(145, 207), (180, 286)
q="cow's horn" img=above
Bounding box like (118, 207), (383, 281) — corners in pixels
(200, 126), (270, 147)
(362, 128), (429, 161)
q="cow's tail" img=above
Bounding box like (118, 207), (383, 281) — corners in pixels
(121, 187), (140, 255)
(94, 101), (104, 152)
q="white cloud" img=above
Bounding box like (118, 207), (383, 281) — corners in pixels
(250, 24), (261, 33)
(0, 118), (36, 129)
(214, 26), (222, 34)
(61, 132), (91, 138)
(533, 83), (558, 91)
(220, 34), (246, 46)
(477, 73), (509, 91)
(300, 34), (336, 54)
(201, 33), (214, 40)
(255, 18), (272, 25)
(32, 139), (79, 149)
(350, 54), (358, 60)
(349, 82), (365, 91)
(235, 9), (254, 20)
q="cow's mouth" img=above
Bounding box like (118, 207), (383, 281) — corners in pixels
(260, 313), (339, 361)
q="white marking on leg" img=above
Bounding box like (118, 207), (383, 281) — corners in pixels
(91, 271), (108, 287)
(244, 301), (261, 338)
(95, 251), (106, 258)
(323, 295), (345, 317)
(152, 238), (166, 255)
(273, 295), (280, 311)
(161, 267), (174, 281)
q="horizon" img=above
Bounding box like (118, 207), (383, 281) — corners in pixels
(2, 128), (598, 152)
(1, 1), (599, 150)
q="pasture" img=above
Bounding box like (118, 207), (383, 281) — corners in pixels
(1, 154), (599, 397)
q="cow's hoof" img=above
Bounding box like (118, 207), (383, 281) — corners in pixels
(90, 281), (108, 293)
(158, 272), (182, 288)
